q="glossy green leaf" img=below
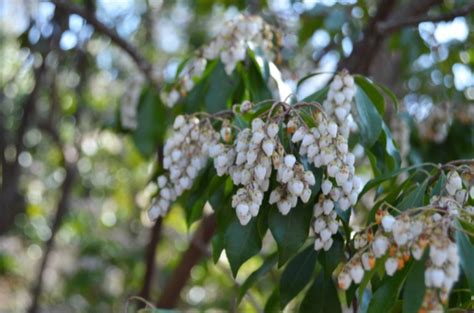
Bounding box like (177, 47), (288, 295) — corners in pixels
(300, 271), (342, 313)
(318, 234), (345, 277)
(402, 257), (426, 313)
(367, 262), (412, 313)
(269, 204), (313, 266)
(456, 229), (474, 294)
(133, 87), (167, 157)
(224, 217), (262, 277)
(397, 178), (429, 211)
(204, 61), (239, 113)
(302, 86), (329, 103)
(237, 253), (278, 303)
(355, 75), (385, 114)
(264, 288), (280, 313)
(430, 171), (446, 197)
(354, 86), (383, 148)
(280, 245), (318, 308)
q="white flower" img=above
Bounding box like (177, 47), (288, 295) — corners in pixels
(269, 190), (281, 204)
(254, 165), (267, 181)
(314, 238), (324, 250)
(430, 268), (445, 288)
(338, 197), (350, 211)
(350, 264), (364, 283)
(173, 115), (185, 129)
(158, 175), (167, 188)
(411, 246), (424, 260)
(277, 200), (291, 215)
(338, 272), (352, 290)
(292, 128), (306, 142)
(284, 154), (296, 168)
(385, 258), (398, 276)
(361, 253), (372, 270)
(373, 236), (389, 258)
(262, 140), (275, 157)
(323, 199), (334, 214)
(327, 122), (338, 137)
(267, 123), (279, 138)
(430, 246), (448, 266)
(321, 180), (333, 195)
(313, 219), (326, 233)
(289, 179), (304, 196)
(320, 229), (332, 241)
(323, 238), (333, 251)
(381, 215), (396, 232)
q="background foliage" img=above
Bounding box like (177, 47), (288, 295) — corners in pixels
(0, 0), (473, 312)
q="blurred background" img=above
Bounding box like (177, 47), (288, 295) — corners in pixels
(0, 0), (473, 312)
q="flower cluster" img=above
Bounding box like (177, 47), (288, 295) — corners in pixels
(210, 118), (315, 225)
(338, 169), (470, 312)
(149, 115), (219, 219)
(417, 102), (452, 143)
(160, 58), (207, 108)
(323, 71), (357, 139)
(203, 15), (279, 75)
(160, 15), (280, 108)
(291, 111), (362, 250)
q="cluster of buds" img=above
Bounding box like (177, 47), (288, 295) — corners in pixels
(291, 111), (362, 250)
(338, 169), (471, 312)
(121, 75), (144, 130)
(323, 71), (357, 139)
(160, 58), (207, 108)
(149, 115), (219, 218)
(203, 15), (280, 75)
(270, 151), (315, 215)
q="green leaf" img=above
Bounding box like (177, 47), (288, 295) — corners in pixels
(302, 86), (329, 103)
(204, 61), (239, 113)
(264, 288), (280, 313)
(458, 218), (474, 244)
(456, 229), (474, 294)
(359, 163), (433, 199)
(269, 204), (313, 266)
(133, 87), (167, 157)
(280, 245), (318, 308)
(430, 171), (446, 197)
(300, 271), (342, 313)
(224, 217), (262, 277)
(354, 86), (383, 148)
(354, 75), (385, 114)
(367, 262), (412, 313)
(318, 235), (345, 277)
(237, 253), (278, 303)
(397, 178), (429, 211)
(375, 82), (399, 112)
(402, 257), (426, 313)
(242, 56), (273, 102)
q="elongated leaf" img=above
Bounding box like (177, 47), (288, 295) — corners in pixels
(302, 86), (329, 103)
(204, 61), (239, 113)
(359, 163), (433, 199)
(269, 204), (313, 266)
(242, 56), (273, 102)
(456, 229), (474, 294)
(375, 82), (399, 112)
(280, 245), (318, 308)
(430, 171), (446, 197)
(225, 217), (262, 277)
(354, 75), (385, 114)
(458, 218), (474, 244)
(367, 262), (412, 313)
(300, 271), (342, 313)
(318, 234), (345, 277)
(354, 87), (383, 148)
(264, 288), (280, 313)
(397, 178), (429, 211)
(238, 253), (278, 303)
(403, 257), (426, 313)
(133, 87), (167, 157)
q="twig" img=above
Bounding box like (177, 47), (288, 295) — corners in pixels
(50, 0), (158, 88)
(156, 213), (217, 308)
(377, 3), (474, 34)
(138, 217), (163, 302)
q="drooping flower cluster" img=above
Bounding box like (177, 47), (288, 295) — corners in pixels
(210, 118), (315, 225)
(160, 58), (207, 108)
(149, 115), (219, 219)
(323, 71), (357, 139)
(291, 111), (362, 250)
(338, 169), (470, 312)
(160, 15), (280, 108)
(203, 15), (279, 75)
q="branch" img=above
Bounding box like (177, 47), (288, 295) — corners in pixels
(50, 0), (158, 88)
(138, 216), (163, 302)
(156, 213), (216, 308)
(378, 3), (474, 34)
